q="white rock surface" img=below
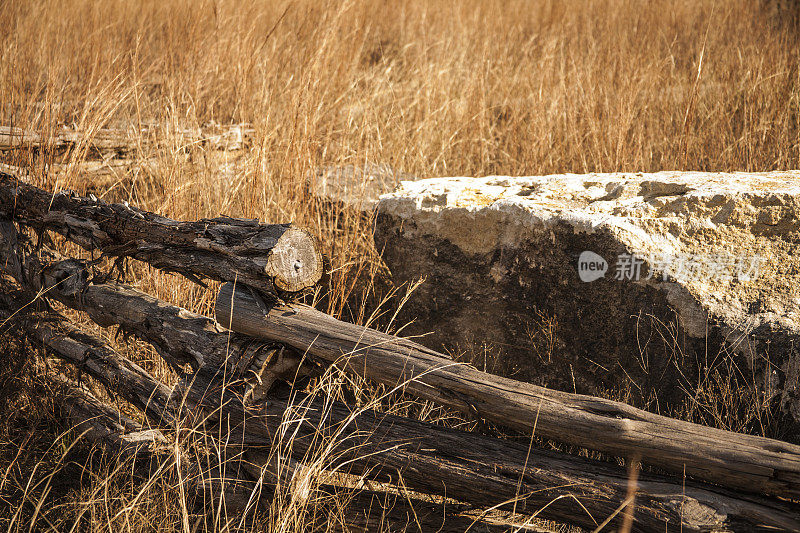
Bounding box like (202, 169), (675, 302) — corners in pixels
(375, 171), (800, 425)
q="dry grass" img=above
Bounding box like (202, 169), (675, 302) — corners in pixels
(1, 0), (799, 531)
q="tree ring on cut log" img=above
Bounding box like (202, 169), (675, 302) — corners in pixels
(264, 227), (323, 292)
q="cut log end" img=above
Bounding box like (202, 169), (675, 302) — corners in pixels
(265, 227), (323, 292)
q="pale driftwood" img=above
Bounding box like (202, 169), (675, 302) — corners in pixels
(0, 126), (42, 149)
(4, 282), (798, 531)
(0, 174), (323, 293)
(0, 126), (139, 154)
(0, 125), (141, 154)
(215, 281), (800, 500)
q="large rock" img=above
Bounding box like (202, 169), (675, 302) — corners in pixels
(374, 172), (800, 427)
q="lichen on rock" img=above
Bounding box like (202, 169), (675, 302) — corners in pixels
(375, 171), (800, 431)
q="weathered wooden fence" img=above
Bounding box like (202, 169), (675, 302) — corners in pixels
(1, 167), (799, 532)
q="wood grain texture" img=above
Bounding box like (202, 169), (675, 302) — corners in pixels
(1, 302), (532, 532)
(0, 173), (323, 293)
(0, 223), (322, 399)
(54, 376), (169, 458)
(242, 391), (800, 532)
(32, 291), (790, 532)
(215, 281), (800, 500)
(2, 229), (795, 529)
(57, 306), (798, 533)
(0, 292), (174, 426)
(55, 382), (521, 533)
(0, 277), (793, 531)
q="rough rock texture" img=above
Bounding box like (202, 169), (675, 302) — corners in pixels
(374, 172), (800, 429)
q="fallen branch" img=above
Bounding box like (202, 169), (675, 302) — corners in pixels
(50, 377), (275, 519)
(0, 292), (174, 426)
(235, 389), (800, 532)
(0, 174), (323, 293)
(0, 223), (322, 394)
(215, 281), (800, 501)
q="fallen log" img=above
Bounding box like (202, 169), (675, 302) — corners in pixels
(0, 222), (321, 390)
(215, 281), (800, 500)
(51, 377), (278, 521)
(63, 393), (523, 533)
(307, 490), (539, 533)
(2, 235), (796, 531)
(201, 380), (800, 532)
(56, 375), (169, 459)
(24, 318), (525, 532)
(0, 174), (323, 293)
(199, 478), (531, 533)
(4, 285), (793, 531)
(0, 125), (142, 155)
(0, 126), (42, 150)
(0, 293), (174, 426)
(25, 293), (800, 531)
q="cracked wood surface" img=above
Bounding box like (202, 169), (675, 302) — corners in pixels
(2, 225), (797, 530)
(0, 293), (546, 532)
(215, 281), (800, 501)
(57, 379), (520, 533)
(0, 172), (323, 293)
(4, 289), (795, 531)
(0, 222), (314, 393)
(0, 293), (173, 426)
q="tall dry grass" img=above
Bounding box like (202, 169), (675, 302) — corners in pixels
(0, 0), (799, 531)
(2, 0), (799, 312)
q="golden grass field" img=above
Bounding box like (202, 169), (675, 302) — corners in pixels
(0, 0), (799, 531)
